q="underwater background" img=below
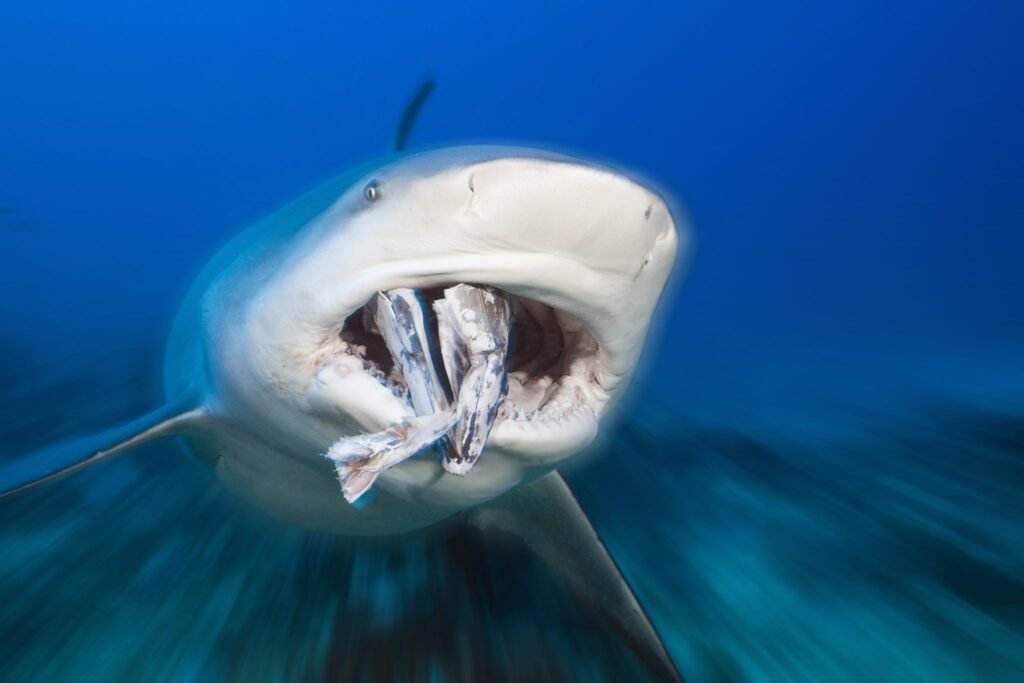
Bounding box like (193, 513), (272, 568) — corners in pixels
(1, 1), (1022, 681)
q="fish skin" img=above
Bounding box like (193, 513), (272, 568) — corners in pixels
(434, 284), (512, 475)
(326, 284), (511, 501)
(326, 410), (457, 503)
(374, 289), (450, 413)
(433, 299), (468, 398)
(374, 289), (456, 461)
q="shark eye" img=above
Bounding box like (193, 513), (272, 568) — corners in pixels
(363, 181), (381, 202)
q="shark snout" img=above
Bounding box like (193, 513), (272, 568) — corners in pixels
(458, 158), (677, 282)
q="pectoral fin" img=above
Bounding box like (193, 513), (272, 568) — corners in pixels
(0, 402), (207, 501)
(464, 471), (682, 682)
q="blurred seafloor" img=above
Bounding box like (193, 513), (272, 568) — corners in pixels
(1, 338), (1021, 683)
(1, 1), (1023, 681)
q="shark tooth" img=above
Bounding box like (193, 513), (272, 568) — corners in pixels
(433, 284), (511, 475)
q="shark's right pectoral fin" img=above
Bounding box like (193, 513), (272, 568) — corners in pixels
(464, 471), (683, 682)
(0, 402), (208, 502)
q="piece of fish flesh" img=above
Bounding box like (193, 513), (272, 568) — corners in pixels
(325, 410), (456, 503)
(325, 283), (512, 502)
(373, 288), (455, 460)
(374, 289), (451, 415)
(433, 284), (511, 475)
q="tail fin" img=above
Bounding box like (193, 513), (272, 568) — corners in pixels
(0, 403), (206, 501)
(465, 472), (683, 682)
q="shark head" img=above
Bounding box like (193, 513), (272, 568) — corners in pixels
(0, 143), (687, 676)
(203, 146), (685, 523)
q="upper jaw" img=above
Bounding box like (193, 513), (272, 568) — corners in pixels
(308, 250), (642, 381)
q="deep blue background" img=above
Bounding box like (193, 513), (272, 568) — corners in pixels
(2, 2), (1021, 360)
(1, 2), (1022, 681)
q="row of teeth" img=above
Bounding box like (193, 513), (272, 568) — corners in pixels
(332, 340), (409, 399)
(333, 342), (591, 421)
(325, 284), (514, 504)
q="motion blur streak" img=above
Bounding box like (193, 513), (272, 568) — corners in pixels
(1, 3), (1022, 677)
(0, 343), (655, 682)
(2, 341), (1022, 681)
(574, 400), (1024, 682)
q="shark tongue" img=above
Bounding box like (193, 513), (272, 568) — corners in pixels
(433, 284), (512, 475)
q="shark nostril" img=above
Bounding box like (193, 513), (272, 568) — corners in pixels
(465, 174), (477, 213)
(644, 204), (652, 220)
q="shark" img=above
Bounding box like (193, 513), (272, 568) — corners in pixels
(0, 130), (687, 678)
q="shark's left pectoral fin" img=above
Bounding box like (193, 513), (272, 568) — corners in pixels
(0, 401), (207, 501)
(464, 471), (683, 682)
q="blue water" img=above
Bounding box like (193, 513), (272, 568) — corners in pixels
(1, 2), (1022, 681)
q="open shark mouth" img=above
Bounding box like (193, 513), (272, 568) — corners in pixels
(323, 284), (604, 503)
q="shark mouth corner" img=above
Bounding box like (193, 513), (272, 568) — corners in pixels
(323, 284), (605, 503)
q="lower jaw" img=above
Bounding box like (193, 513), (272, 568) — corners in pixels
(306, 302), (605, 507)
(488, 407), (600, 457)
(312, 361), (602, 460)
(374, 418), (600, 508)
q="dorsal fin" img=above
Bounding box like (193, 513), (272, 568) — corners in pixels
(394, 77), (436, 152)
